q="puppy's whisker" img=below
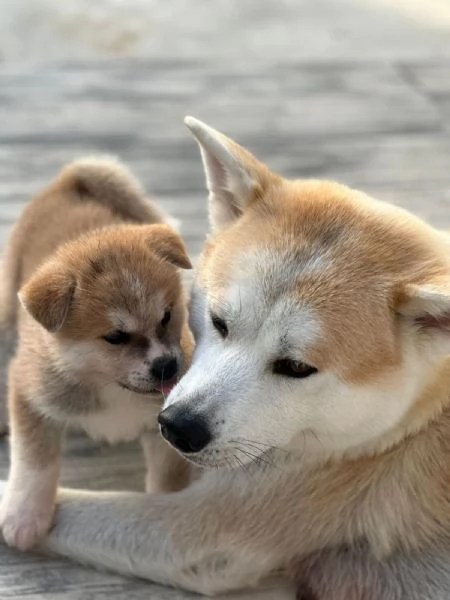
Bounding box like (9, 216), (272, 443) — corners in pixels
(160, 384), (167, 403)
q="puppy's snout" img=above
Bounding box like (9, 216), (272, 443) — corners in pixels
(158, 405), (212, 453)
(151, 355), (178, 382)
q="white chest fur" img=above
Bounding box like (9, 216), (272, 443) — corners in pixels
(72, 386), (162, 444)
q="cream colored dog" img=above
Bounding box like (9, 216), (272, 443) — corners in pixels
(12, 119), (450, 599)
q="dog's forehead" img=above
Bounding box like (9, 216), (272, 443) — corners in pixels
(228, 246), (322, 299)
(204, 183), (414, 308)
(209, 245), (323, 340)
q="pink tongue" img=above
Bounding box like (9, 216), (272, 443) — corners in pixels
(157, 379), (178, 395)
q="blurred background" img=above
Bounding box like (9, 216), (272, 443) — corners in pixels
(1, 0), (450, 260)
(0, 0), (450, 596)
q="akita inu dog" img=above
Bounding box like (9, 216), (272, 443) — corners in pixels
(12, 119), (450, 599)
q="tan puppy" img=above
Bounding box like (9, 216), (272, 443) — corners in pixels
(12, 120), (450, 599)
(0, 158), (193, 551)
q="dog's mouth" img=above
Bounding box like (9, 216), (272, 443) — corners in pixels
(118, 378), (178, 396)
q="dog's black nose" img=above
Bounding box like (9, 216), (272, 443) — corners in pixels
(151, 355), (178, 382)
(158, 406), (212, 453)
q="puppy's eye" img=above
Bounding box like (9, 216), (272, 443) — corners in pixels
(102, 330), (131, 345)
(211, 313), (228, 338)
(161, 310), (171, 327)
(273, 359), (317, 379)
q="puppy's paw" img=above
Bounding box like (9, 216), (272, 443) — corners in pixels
(1, 503), (54, 550)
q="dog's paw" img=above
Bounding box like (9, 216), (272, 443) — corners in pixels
(1, 504), (54, 551)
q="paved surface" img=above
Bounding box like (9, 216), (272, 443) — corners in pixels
(0, 0), (450, 598)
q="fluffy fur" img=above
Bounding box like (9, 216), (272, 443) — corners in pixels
(7, 121), (450, 599)
(0, 158), (193, 550)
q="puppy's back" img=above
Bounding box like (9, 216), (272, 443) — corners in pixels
(56, 156), (166, 225)
(0, 157), (165, 329)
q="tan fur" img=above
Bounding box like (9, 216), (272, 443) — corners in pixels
(12, 120), (450, 600)
(0, 157), (193, 550)
(200, 177), (450, 383)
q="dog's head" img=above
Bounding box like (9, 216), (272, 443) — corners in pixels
(160, 117), (450, 468)
(20, 224), (191, 395)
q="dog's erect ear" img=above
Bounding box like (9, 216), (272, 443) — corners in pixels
(19, 262), (75, 332)
(145, 224), (192, 270)
(397, 277), (450, 333)
(184, 116), (272, 230)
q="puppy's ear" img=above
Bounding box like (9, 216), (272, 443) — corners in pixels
(145, 224), (192, 270)
(19, 262), (75, 332)
(184, 116), (273, 230)
(397, 277), (450, 335)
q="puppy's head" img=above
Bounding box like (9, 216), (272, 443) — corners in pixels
(20, 224), (191, 395)
(159, 117), (450, 468)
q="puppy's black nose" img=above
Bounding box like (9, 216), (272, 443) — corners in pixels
(151, 355), (178, 382)
(158, 406), (212, 453)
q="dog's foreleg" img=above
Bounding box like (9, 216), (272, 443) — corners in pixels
(39, 476), (279, 596)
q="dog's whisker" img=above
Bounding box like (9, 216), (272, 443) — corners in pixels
(233, 442), (284, 472)
(229, 439), (273, 461)
(309, 429), (326, 453)
(236, 438), (289, 454)
(234, 445), (274, 471)
(235, 446), (266, 470)
(232, 451), (255, 480)
(229, 438), (288, 466)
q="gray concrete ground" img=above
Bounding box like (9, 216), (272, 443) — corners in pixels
(0, 0), (450, 598)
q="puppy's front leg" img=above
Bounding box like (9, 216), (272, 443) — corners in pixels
(0, 327), (17, 435)
(0, 379), (62, 550)
(141, 432), (192, 493)
(40, 475), (278, 596)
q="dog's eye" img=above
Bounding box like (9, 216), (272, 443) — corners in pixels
(272, 359), (317, 379)
(161, 310), (171, 327)
(211, 313), (228, 338)
(102, 330), (131, 345)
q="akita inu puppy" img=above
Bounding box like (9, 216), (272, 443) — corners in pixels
(15, 120), (450, 599)
(0, 158), (193, 551)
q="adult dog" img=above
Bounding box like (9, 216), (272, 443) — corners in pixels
(15, 118), (450, 599)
